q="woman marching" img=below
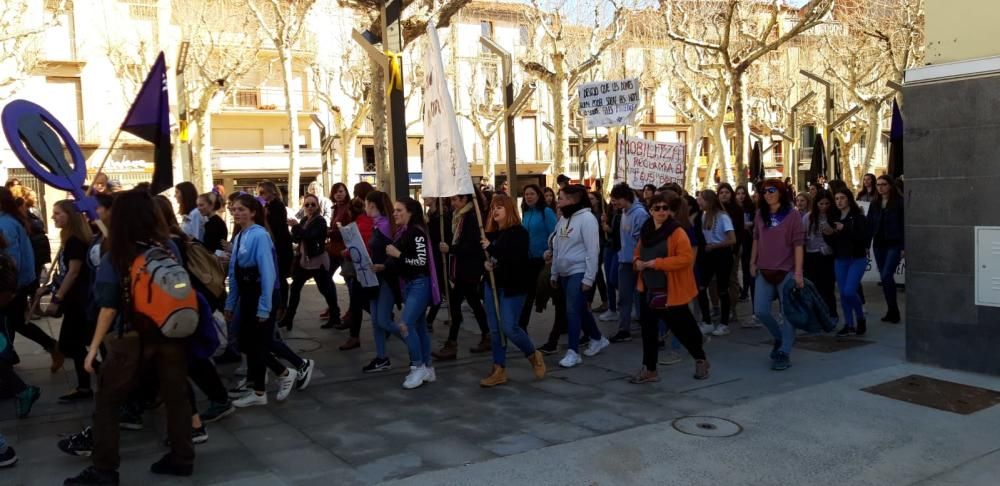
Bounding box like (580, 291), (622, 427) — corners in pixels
(867, 175), (904, 324)
(519, 184), (557, 330)
(827, 188), (870, 336)
(225, 194), (301, 407)
(281, 194), (340, 331)
(198, 193), (228, 254)
(41, 201), (94, 403)
(385, 197), (441, 389)
(734, 185), (756, 303)
(803, 190), (839, 322)
(256, 181), (294, 325)
(175, 182), (203, 241)
(320, 182), (353, 330)
(478, 194), (546, 387)
(362, 191), (401, 374)
(856, 173), (878, 203)
(630, 194), (710, 383)
(695, 189), (736, 337)
(750, 179), (806, 371)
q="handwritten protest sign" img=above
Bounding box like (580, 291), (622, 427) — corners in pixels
(339, 222), (378, 288)
(578, 78), (639, 128)
(615, 135), (686, 189)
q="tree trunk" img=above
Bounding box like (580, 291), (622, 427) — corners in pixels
(339, 131), (356, 186)
(687, 122), (705, 193)
(730, 71), (749, 186)
(192, 110), (214, 193)
(370, 60), (389, 191)
(707, 119), (731, 187)
(603, 127), (618, 199)
(279, 46), (301, 205)
(862, 102), (882, 178)
(482, 137), (493, 186)
(550, 55), (570, 182)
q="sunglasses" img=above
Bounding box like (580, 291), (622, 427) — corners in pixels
(651, 204), (669, 212)
(304, 203), (317, 208)
(763, 187), (779, 194)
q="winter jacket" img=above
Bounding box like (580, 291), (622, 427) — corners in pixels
(826, 210), (869, 259)
(867, 198), (904, 249)
(0, 212), (35, 288)
(265, 199), (293, 278)
(385, 225), (431, 281)
(484, 225), (530, 295)
(291, 214), (329, 258)
(551, 207), (601, 286)
(521, 206), (557, 259)
(617, 203), (649, 262)
(225, 224), (276, 319)
(780, 278), (836, 333)
(449, 205), (485, 284)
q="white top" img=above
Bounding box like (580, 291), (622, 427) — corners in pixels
(182, 208), (204, 241)
(702, 212), (734, 245)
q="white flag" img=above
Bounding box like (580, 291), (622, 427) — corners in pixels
(421, 22), (474, 198)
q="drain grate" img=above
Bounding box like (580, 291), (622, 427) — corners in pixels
(862, 374), (1000, 415)
(761, 336), (873, 353)
(671, 416), (742, 437)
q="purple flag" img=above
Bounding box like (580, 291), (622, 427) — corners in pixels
(121, 51), (172, 194)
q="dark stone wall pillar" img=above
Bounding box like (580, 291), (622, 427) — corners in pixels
(905, 75), (1000, 375)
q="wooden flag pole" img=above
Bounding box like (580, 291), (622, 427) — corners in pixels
(438, 201), (454, 327)
(469, 192), (506, 346)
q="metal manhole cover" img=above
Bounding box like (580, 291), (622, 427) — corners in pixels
(284, 337), (323, 353)
(671, 416), (742, 437)
(862, 374), (1000, 415)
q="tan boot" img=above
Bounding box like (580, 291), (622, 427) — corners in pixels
(694, 359), (711, 380)
(432, 340), (458, 361)
(479, 365), (507, 387)
(469, 334), (492, 354)
(527, 351), (546, 380)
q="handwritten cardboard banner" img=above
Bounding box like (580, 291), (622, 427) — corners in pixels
(578, 78), (639, 128)
(339, 222), (379, 288)
(615, 135), (686, 189)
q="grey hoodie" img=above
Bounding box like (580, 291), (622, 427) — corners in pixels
(550, 207), (600, 286)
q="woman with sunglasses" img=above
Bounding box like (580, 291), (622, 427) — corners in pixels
(867, 175), (904, 323)
(281, 194), (340, 331)
(750, 179), (805, 371)
(478, 194), (546, 387)
(826, 188), (870, 336)
(629, 194), (709, 383)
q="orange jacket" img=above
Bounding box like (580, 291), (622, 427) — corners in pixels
(633, 227), (699, 307)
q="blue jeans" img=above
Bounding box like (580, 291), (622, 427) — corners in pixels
(603, 251), (619, 312)
(617, 263), (638, 332)
(401, 276), (432, 366)
(370, 281), (399, 359)
(0, 432), (5, 451)
(484, 284), (536, 366)
(560, 273), (603, 352)
(835, 257), (868, 326)
(873, 245), (903, 314)
(754, 273), (795, 355)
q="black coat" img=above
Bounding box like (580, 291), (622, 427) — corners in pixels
(867, 198), (904, 248)
(202, 214), (228, 253)
(266, 199), (293, 277)
(484, 225), (530, 295)
(290, 215), (328, 258)
(449, 208), (485, 284)
(826, 210), (869, 259)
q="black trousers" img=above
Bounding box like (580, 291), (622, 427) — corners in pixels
(697, 248), (733, 325)
(237, 287), (286, 392)
(4, 289), (57, 353)
(187, 356), (228, 407)
(286, 264), (339, 322)
(804, 252), (838, 318)
(446, 281), (489, 341)
(518, 258), (545, 330)
(58, 302), (93, 390)
(639, 297), (705, 371)
(740, 234), (754, 298)
(545, 287), (568, 345)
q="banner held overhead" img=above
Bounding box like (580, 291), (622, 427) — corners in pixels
(578, 78), (639, 129)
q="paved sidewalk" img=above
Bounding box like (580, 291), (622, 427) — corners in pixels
(2, 281), (997, 485)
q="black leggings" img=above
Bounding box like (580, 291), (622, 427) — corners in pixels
(545, 288), (568, 345)
(639, 298), (705, 371)
(237, 286), (286, 392)
(518, 258), (545, 330)
(4, 290), (57, 354)
(447, 281), (489, 341)
(58, 303), (93, 390)
(697, 248), (733, 325)
(804, 252), (838, 318)
(740, 234), (754, 298)
(187, 356), (228, 408)
(286, 264), (339, 322)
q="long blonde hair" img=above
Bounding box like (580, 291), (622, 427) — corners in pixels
(54, 200), (93, 248)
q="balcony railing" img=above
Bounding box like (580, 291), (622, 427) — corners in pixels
(222, 87), (316, 112)
(798, 147), (814, 161)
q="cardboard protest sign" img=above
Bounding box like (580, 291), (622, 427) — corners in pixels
(615, 135), (686, 189)
(339, 223), (378, 288)
(578, 78), (639, 128)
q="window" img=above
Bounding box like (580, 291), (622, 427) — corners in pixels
(363, 145), (376, 172)
(44, 77), (82, 140)
(518, 24), (530, 46)
(480, 21), (494, 54)
(120, 0), (157, 20)
(644, 131), (655, 140)
(644, 89), (655, 123)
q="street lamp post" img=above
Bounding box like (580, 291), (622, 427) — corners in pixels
(479, 36), (535, 197)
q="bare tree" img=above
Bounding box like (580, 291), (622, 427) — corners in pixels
(457, 60), (504, 185)
(0, 0), (66, 97)
(520, 0), (626, 179)
(247, 0), (317, 205)
(312, 46), (372, 184)
(662, 0), (834, 183)
(173, 0), (262, 192)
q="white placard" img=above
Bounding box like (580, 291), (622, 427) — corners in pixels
(578, 78), (640, 128)
(615, 135), (686, 189)
(421, 22), (475, 198)
(339, 223), (378, 288)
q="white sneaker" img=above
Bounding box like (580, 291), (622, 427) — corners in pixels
(424, 367), (436, 383)
(276, 369), (298, 402)
(227, 378), (250, 399)
(559, 350), (582, 368)
(403, 365), (428, 389)
(699, 323), (715, 335)
(295, 359), (315, 391)
(598, 310), (619, 322)
(583, 336), (610, 357)
(712, 324), (731, 336)
(232, 392), (267, 408)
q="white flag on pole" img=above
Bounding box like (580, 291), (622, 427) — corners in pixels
(421, 22), (475, 198)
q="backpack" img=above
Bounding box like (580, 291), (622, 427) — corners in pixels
(125, 245), (199, 338)
(181, 239), (226, 299)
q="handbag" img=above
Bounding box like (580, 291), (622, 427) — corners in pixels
(760, 269), (788, 286)
(646, 289), (669, 310)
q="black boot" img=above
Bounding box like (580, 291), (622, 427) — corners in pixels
(856, 318), (868, 336)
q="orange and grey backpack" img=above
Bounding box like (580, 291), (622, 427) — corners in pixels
(124, 244), (199, 338)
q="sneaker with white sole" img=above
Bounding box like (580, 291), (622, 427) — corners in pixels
(276, 369), (298, 402)
(711, 324), (731, 336)
(232, 392), (267, 408)
(583, 336), (610, 357)
(559, 350), (582, 368)
(295, 359), (315, 390)
(698, 322), (715, 335)
(424, 367), (436, 383)
(598, 310), (619, 322)
(403, 366), (428, 389)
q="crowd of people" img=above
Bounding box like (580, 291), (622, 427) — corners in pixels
(0, 172), (904, 482)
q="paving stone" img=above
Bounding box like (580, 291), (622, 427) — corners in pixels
(406, 436), (496, 468)
(355, 451), (424, 483)
(190, 449), (270, 485)
(567, 409), (638, 433)
(232, 423), (312, 454)
(527, 377), (603, 397)
(479, 432), (550, 456)
(547, 365), (630, 385)
(302, 421), (393, 465)
(522, 420), (598, 444)
(256, 444), (357, 480)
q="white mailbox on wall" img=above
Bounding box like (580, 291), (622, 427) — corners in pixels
(975, 226), (1000, 307)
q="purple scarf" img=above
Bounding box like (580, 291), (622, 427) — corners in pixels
(393, 224), (441, 306)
